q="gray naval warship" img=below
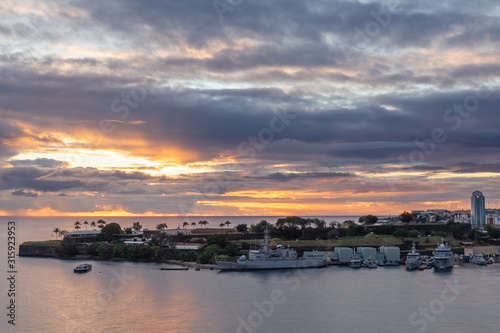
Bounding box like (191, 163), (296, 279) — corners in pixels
(433, 238), (454, 270)
(216, 229), (328, 271)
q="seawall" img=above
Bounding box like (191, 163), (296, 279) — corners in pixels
(19, 244), (60, 257)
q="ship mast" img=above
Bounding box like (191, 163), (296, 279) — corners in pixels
(261, 228), (269, 252)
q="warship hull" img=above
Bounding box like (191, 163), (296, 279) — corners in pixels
(217, 258), (328, 271)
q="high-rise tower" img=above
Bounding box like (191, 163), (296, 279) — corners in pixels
(471, 190), (485, 228)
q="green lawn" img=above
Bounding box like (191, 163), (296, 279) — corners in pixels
(238, 234), (466, 249)
(240, 235), (404, 248)
(412, 235), (459, 250)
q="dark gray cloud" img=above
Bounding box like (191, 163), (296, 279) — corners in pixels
(452, 162), (500, 174)
(10, 158), (67, 168)
(0, 120), (22, 160)
(0, 166), (86, 192)
(246, 172), (354, 182)
(11, 189), (38, 197)
(1, 0), (500, 214)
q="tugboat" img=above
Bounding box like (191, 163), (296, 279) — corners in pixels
(216, 229), (328, 271)
(432, 239), (454, 270)
(406, 243), (422, 270)
(74, 263), (92, 273)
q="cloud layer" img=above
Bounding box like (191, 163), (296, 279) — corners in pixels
(1, 0), (499, 216)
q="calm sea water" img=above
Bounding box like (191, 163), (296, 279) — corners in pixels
(1, 217), (499, 332)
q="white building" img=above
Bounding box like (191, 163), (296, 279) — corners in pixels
(66, 230), (101, 238)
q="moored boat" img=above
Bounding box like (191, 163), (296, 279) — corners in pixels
(493, 253), (500, 263)
(406, 243), (422, 270)
(422, 256), (434, 269)
(471, 253), (487, 266)
(74, 263), (92, 273)
(216, 229), (328, 271)
(348, 254), (362, 268)
(432, 239), (454, 270)
(375, 260), (400, 266)
(362, 256), (377, 268)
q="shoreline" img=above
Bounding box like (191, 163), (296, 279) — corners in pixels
(19, 253), (219, 270)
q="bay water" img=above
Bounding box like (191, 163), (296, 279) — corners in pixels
(1, 217), (499, 332)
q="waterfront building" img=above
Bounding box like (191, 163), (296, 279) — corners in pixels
(453, 210), (471, 224)
(66, 230), (101, 238)
(379, 246), (400, 262)
(123, 238), (145, 245)
(191, 227), (237, 235)
(357, 247), (377, 261)
(471, 191), (486, 228)
(487, 216), (494, 226)
(334, 247), (354, 263)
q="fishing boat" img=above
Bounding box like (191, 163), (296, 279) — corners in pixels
(405, 243), (422, 270)
(216, 229), (328, 271)
(432, 239), (454, 270)
(74, 263), (92, 273)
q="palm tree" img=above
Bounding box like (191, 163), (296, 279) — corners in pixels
(156, 223), (168, 231)
(219, 223), (225, 228)
(191, 222), (196, 229)
(225, 221), (231, 229)
(132, 221), (143, 232)
(90, 221), (96, 230)
(198, 220), (209, 228)
(60, 230), (69, 238)
(83, 221), (89, 230)
(74, 221), (81, 230)
(97, 219), (106, 229)
(52, 228), (61, 240)
(182, 222), (189, 229)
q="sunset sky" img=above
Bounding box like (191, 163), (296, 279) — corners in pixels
(1, 0), (500, 217)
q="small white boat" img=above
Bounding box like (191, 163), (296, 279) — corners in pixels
(74, 263), (92, 273)
(406, 243), (422, 270)
(363, 256), (377, 268)
(471, 254), (487, 266)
